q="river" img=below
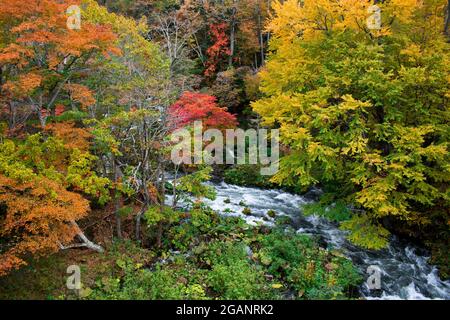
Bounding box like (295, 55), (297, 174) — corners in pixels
(195, 181), (450, 300)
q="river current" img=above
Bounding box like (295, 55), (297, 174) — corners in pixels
(195, 182), (450, 300)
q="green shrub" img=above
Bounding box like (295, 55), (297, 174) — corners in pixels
(200, 241), (279, 299)
(256, 229), (362, 299)
(224, 165), (274, 189)
(168, 206), (247, 251)
(69, 213), (362, 301)
(267, 209), (277, 218)
(90, 265), (188, 300)
(302, 201), (352, 222)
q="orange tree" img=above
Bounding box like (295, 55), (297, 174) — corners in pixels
(0, 124), (110, 276)
(0, 0), (119, 129)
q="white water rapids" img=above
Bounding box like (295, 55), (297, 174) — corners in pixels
(167, 180), (450, 300)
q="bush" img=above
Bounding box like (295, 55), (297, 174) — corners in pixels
(90, 264), (189, 300)
(302, 201), (352, 222)
(224, 165), (274, 189)
(199, 241), (279, 300)
(168, 205), (247, 251)
(78, 211), (362, 300)
(255, 229), (362, 299)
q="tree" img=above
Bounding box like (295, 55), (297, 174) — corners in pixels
(253, 0), (450, 249)
(169, 91), (238, 129)
(446, 0), (450, 36)
(0, 174), (90, 276)
(138, 0), (272, 79)
(82, 0), (170, 116)
(93, 109), (172, 242)
(204, 23), (231, 77)
(208, 66), (254, 114)
(145, 166), (216, 247)
(148, 5), (202, 82)
(0, 128), (109, 275)
(83, 0), (173, 241)
(0, 0), (120, 129)
(234, 0), (271, 68)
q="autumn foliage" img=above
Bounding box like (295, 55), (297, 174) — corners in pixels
(0, 0), (449, 288)
(45, 121), (93, 152)
(0, 121), (112, 275)
(0, 0), (119, 128)
(169, 92), (237, 130)
(204, 23), (231, 77)
(0, 175), (89, 276)
(253, 0), (450, 249)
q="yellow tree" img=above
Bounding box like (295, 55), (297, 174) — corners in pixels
(253, 0), (449, 249)
(0, 126), (111, 275)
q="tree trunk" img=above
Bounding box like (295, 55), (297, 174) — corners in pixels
(37, 108), (47, 128)
(8, 102), (16, 130)
(229, 2), (237, 67)
(113, 157), (122, 239)
(114, 195), (122, 239)
(70, 220), (104, 253)
(266, 0), (271, 45)
(156, 221), (163, 248)
(445, 0), (450, 36)
(135, 206), (146, 242)
(257, 1), (265, 66)
(172, 165), (179, 208)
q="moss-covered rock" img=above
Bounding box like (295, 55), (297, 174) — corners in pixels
(267, 209), (277, 218)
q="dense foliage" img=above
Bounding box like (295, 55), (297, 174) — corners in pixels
(253, 0), (450, 250)
(0, 126), (108, 275)
(169, 91), (238, 129)
(75, 211), (361, 300)
(0, 0), (449, 299)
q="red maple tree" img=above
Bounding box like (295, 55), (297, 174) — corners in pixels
(169, 92), (237, 130)
(204, 23), (231, 77)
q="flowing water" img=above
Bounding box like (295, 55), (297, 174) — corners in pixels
(194, 181), (450, 300)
